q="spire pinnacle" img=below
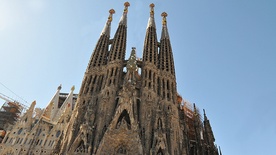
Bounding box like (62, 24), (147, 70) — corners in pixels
(101, 9), (115, 36)
(161, 12), (170, 39)
(203, 109), (208, 120)
(126, 47), (138, 71)
(147, 3), (156, 28)
(57, 84), (62, 90)
(124, 2), (130, 13)
(193, 103), (197, 113)
(71, 85), (75, 91)
(30, 100), (36, 111)
(150, 3), (155, 17)
(125, 47), (138, 84)
(219, 146), (223, 155)
(119, 2), (130, 25)
(161, 12), (168, 26)
(108, 9), (115, 23)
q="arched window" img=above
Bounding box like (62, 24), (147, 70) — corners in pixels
(158, 118), (162, 129)
(37, 129), (42, 136)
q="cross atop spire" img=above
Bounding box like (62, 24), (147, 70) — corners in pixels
(119, 2), (130, 25)
(101, 9), (115, 36)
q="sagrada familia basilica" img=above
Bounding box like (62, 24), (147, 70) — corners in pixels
(0, 2), (222, 155)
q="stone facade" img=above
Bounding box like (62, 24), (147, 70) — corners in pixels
(0, 86), (77, 155)
(56, 2), (221, 155)
(0, 2), (222, 155)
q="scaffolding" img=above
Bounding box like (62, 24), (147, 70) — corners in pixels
(0, 101), (23, 130)
(177, 94), (203, 143)
(0, 93), (28, 142)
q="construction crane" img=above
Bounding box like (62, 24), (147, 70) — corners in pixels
(0, 93), (29, 110)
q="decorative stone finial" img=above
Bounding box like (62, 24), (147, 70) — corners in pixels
(71, 85), (75, 91)
(108, 9), (115, 22)
(193, 103), (198, 115)
(161, 12), (168, 25)
(32, 100), (36, 105)
(150, 3), (155, 15)
(102, 9), (115, 36)
(58, 84), (62, 90)
(161, 12), (168, 17)
(109, 9), (115, 14)
(119, 2), (130, 25)
(123, 2), (130, 14)
(124, 2), (130, 7)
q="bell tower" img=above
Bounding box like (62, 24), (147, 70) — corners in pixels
(57, 2), (221, 155)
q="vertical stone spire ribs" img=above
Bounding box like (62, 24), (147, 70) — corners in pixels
(147, 3), (156, 28)
(158, 12), (177, 102)
(101, 9), (115, 36)
(161, 12), (170, 39)
(87, 9), (114, 69)
(141, 3), (158, 95)
(54, 3), (221, 155)
(108, 2), (129, 62)
(203, 109), (215, 147)
(142, 3), (158, 65)
(159, 12), (175, 75)
(119, 2), (130, 26)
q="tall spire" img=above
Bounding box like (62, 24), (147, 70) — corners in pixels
(25, 100), (36, 131)
(52, 85), (75, 123)
(161, 12), (170, 39)
(87, 9), (114, 68)
(203, 109), (207, 120)
(49, 85), (62, 121)
(108, 2), (130, 62)
(147, 3), (156, 28)
(101, 9), (115, 37)
(119, 2), (130, 26)
(203, 109), (216, 148)
(142, 3), (158, 66)
(159, 12), (175, 76)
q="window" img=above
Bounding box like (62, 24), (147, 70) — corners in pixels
(17, 128), (23, 135)
(56, 130), (61, 137)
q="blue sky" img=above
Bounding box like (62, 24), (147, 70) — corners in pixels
(0, 0), (276, 154)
